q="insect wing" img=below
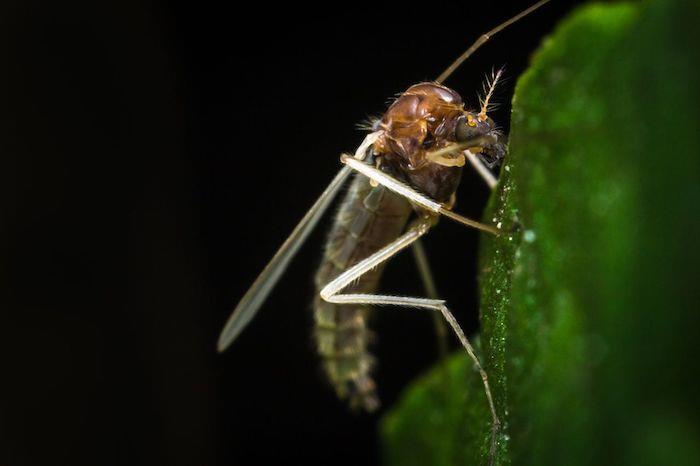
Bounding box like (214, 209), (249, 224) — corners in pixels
(217, 166), (353, 352)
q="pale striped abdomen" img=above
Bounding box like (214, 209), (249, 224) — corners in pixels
(313, 174), (412, 411)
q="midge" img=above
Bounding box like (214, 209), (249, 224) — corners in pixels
(218, 0), (550, 462)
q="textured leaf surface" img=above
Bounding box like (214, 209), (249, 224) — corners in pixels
(382, 1), (700, 464)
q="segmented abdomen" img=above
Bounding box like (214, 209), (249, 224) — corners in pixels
(313, 174), (411, 411)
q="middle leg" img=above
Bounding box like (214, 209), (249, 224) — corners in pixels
(411, 239), (449, 359)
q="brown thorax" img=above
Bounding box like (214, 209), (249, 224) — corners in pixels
(372, 82), (504, 202)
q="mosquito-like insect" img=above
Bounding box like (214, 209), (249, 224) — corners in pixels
(218, 0), (550, 463)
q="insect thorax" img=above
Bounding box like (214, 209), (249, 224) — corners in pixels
(372, 82), (505, 202)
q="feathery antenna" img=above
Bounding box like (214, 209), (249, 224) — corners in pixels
(478, 67), (505, 120)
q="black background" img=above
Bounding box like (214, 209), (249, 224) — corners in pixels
(0, 1), (580, 465)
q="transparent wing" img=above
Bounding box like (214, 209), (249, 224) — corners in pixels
(217, 166), (352, 352)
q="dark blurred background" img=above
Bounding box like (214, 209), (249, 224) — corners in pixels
(0, 1), (579, 465)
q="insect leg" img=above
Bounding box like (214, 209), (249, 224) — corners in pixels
(340, 154), (501, 235)
(465, 150), (498, 189)
(411, 239), (449, 359)
(435, 0), (552, 84)
(320, 218), (500, 464)
(422, 138), (499, 188)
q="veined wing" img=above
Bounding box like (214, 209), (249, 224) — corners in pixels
(217, 166), (353, 352)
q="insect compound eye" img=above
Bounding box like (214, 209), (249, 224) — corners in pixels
(455, 115), (477, 142)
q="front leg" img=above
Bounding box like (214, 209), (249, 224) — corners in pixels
(466, 150), (498, 189)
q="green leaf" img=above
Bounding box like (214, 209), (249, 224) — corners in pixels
(381, 1), (700, 464)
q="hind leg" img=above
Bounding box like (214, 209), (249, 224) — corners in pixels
(320, 218), (500, 465)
